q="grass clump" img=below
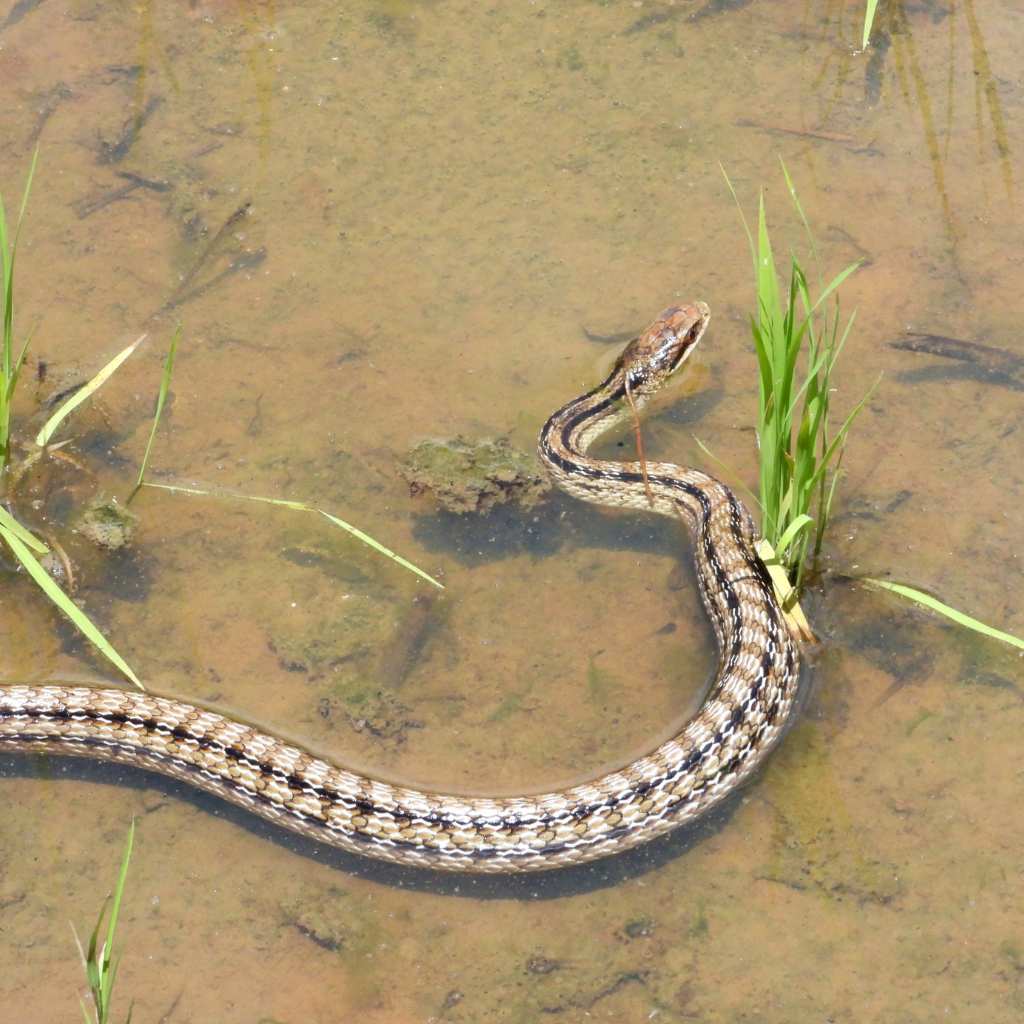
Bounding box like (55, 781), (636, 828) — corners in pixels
(0, 152), (144, 688)
(0, 155), (435, 694)
(725, 162), (871, 607)
(73, 820), (136, 1024)
(726, 162), (1023, 653)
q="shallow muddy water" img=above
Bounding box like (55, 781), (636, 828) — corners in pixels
(1, 1), (1023, 1021)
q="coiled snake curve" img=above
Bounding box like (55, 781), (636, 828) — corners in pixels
(0, 302), (800, 873)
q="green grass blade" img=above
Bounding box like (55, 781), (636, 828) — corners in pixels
(103, 820), (135, 978)
(756, 193), (783, 333)
(815, 467), (843, 555)
(749, 317), (774, 407)
(0, 523), (144, 689)
(1, 147), (38, 400)
(828, 308), (858, 365)
(720, 164), (757, 269)
(318, 509), (442, 589)
(7, 323), (35, 404)
(85, 912), (103, 976)
(129, 326), (181, 503)
(862, 0), (880, 49)
(785, 345), (831, 422)
(0, 189), (9, 286)
(810, 374), (880, 480)
(804, 260), (862, 317)
(141, 482), (444, 589)
(780, 158), (820, 275)
(74, 820), (135, 1024)
(1, 190), (13, 384)
(14, 146), (39, 231)
(0, 506), (49, 553)
(692, 436), (761, 509)
(0, 193), (11, 458)
(35, 333), (147, 447)
(773, 513), (813, 557)
(863, 578), (1024, 651)
(144, 481), (308, 510)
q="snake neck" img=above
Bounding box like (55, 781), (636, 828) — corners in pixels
(538, 369), (783, 651)
(539, 372), (740, 530)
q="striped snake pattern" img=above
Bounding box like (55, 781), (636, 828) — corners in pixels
(0, 303), (800, 873)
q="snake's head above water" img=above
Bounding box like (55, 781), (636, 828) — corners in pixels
(616, 301), (711, 397)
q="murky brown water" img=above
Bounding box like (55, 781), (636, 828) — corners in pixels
(1, 0), (1023, 1020)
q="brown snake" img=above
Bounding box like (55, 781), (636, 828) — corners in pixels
(0, 303), (800, 873)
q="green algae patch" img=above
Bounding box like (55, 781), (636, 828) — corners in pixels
(267, 594), (399, 678)
(281, 884), (381, 956)
(759, 723), (901, 905)
(400, 436), (550, 514)
(76, 498), (139, 551)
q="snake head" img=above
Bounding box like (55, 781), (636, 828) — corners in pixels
(618, 302), (711, 396)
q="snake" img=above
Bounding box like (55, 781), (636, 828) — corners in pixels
(0, 302), (800, 874)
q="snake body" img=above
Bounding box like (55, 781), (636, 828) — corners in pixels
(0, 303), (800, 873)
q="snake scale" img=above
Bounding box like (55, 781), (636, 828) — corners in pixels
(0, 302), (800, 873)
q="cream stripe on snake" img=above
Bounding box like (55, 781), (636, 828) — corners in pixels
(0, 303), (800, 873)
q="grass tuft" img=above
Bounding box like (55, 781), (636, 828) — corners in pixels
(0, 152), (144, 688)
(725, 163), (1023, 653)
(73, 820), (136, 1024)
(724, 161), (873, 597)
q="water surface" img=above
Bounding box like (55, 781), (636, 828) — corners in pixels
(1, 1), (1022, 1021)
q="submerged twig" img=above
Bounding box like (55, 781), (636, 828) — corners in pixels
(174, 201), (252, 296)
(0, 0), (46, 33)
(624, 0), (752, 34)
(73, 171), (171, 220)
(97, 95), (163, 165)
(581, 325), (639, 345)
(28, 81), (72, 146)
(891, 332), (1024, 391)
(163, 247), (266, 311)
(890, 332), (1023, 375)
